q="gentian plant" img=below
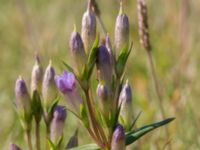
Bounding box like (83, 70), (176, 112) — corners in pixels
(12, 0), (174, 150)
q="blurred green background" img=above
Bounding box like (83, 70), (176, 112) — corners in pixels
(1, 0), (200, 149)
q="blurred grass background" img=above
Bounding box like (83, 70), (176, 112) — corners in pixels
(0, 0), (200, 149)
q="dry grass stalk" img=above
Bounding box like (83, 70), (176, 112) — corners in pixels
(137, 0), (172, 149)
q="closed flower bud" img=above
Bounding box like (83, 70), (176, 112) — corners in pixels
(111, 124), (126, 150)
(119, 80), (133, 128)
(114, 2), (129, 56)
(96, 43), (112, 85)
(10, 143), (21, 150)
(42, 61), (57, 110)
(105, 34), (114, 67)
(50, 105), (67, 143)
(81, 0), (96, 53)
(96, 83), (110, 116)
(15, 76), (32, 117)
(55, 71), (83, 113)
(70, 29), (87, 75)
(31, 56), (43, 95)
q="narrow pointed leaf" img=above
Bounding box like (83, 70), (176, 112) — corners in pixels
(125, 117), (175, 145)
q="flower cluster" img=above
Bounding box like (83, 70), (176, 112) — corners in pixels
(12, 0), (174, 150)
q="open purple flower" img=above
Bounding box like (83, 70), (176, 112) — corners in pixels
(55, 71), (82, 113)
(55, 71), (75, 94)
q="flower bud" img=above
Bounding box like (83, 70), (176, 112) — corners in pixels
(96, 43), (112, 85)
(111, 124), (126, 150)
(55, 71), (83, 113)
(50, 105), (67, 143)
(105, 34), (114, 67)
(10, 143), (21, 150)
(119, 80), (133, 128)
(15, 76), (32, 117)
(96, 83), (110, 116)
(42, 61), (57, 110)
(81, 0), (96, 53)
(114, 2), (129, 56)
(70, 29), (87, 75)
(31, 56), (43, 95)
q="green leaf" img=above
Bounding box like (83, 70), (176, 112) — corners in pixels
(66, 144), (99, 150)
(32, 90), (43, 122)
(128, 111), (142, 131)
(62, 61), (75, 74)
(48, 139), (56, 150)
(125, 117), (175, 145)
(115, 42), (133, 77)
(87, 34), (99, 80)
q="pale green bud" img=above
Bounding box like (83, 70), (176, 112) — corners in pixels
(31, 56), (43, 95)
(42, 61), (57, 110)
(114, 2), (129, 56)
(81, 0), (96, 54)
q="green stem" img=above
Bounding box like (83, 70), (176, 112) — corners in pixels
(26, 130), (33, 150)
(46, 123), (50, 150)
(35, 121), (41, 150)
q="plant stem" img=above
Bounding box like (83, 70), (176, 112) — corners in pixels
(46, 123), (50, 150)
(146, 50), (172, 150)
(84, 89), (108, 148)
(26, 130), (33, 150)
(35, 121), (41, 150)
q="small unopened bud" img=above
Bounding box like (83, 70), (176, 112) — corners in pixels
(96, 83), (110, 116)
(114, 2), (129, 55)
(31, 56), (43, 95)
(96, 43), (112, 85)
(119, 80), (133, 128)
(70, 29), (87, 75)
(42, 61), (57, 110)
(55, 71), (83, 113)
(15, 76), (31, 117)
(137, 0), (151, 51)
(105, 34), (114, 67)
(10, 143), (21, 150)
(81, 0), (96, 53)
(111, 124), (126, 150)
(50, 105), (67, 143)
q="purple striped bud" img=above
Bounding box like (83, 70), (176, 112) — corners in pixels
(10, 143), (21, 150)
(50, 105), (67, 143)
(96, 43), (112, 85)
(42, 61), (57, 110)
(15, 76), (31, 116)
(81, 0), (96, 53)
(119, 80), (133, 128)
(96, 83), (110, 116)
(31, 56), (43, 95)
(70, 29), (87, 75)
(114, 2), (129, 56)
(55, 71), (83, 113)
(111, 124), (126, 150)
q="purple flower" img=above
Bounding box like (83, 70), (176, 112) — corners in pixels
(15, 76), (31, 114)
(111, 124), (125, 150)
(70, 30), (87, 75)
(55, 71), (82, 113)
(10, 143), (21, 150)
(55, 71), (75, 94)
(50, 105), (67, 143)
(96, 44), (112, 85)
